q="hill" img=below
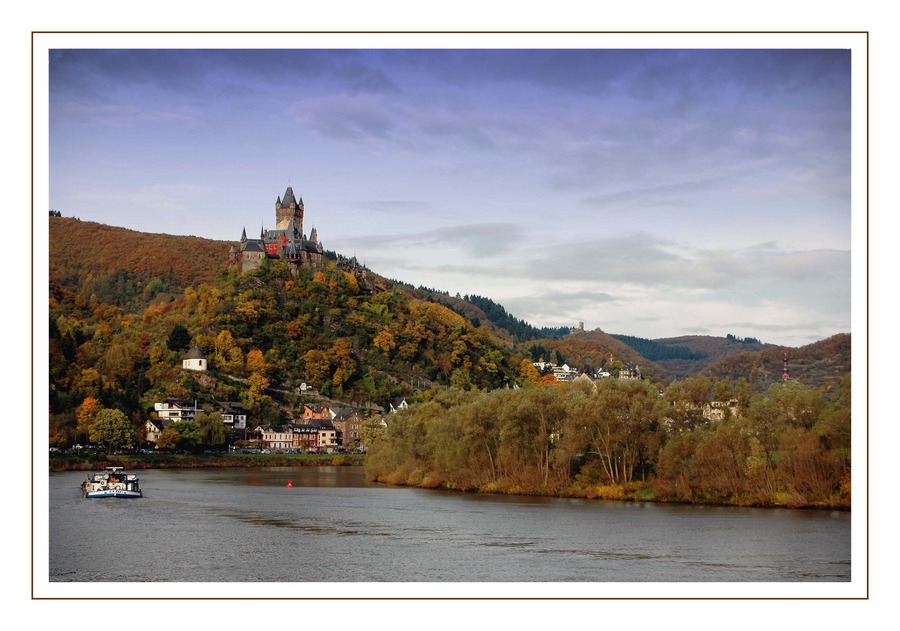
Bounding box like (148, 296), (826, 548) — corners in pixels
(700, 333), (851, 392)
(522, 328), (670, 379)
(49, 217), (230, 313)
(46, 216), (852, 450)
(47, 216), (534, 446)
(612, 334), (775, 377)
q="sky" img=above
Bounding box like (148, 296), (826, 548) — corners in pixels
(47, 44), (855, 347)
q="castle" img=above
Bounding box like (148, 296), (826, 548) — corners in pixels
(231, 186), (325, 274)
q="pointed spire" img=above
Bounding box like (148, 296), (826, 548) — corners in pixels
(241, 227), (247, 242)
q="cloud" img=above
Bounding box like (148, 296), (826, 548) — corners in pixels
(581, 178), (719, 210)
(332, 223), (527, 259)
(338, 200), (432, 215)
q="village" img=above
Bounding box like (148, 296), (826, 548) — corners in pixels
(136, 337), (737, 457)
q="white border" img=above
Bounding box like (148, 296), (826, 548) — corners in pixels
(32, 31), (868, 602)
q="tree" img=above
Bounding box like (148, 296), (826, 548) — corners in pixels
(517, 359), (542, 384)
(194, 412), (226, 450)
(569, 380), (663, 486)
(88, 408), (137, 449)
(304, 349), (331, 386)
(156, 426), (182, 450)
(166, 324), (192, 351)
(76, 396), (102, 438)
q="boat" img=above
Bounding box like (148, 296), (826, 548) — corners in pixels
(81, 466), (143, 499)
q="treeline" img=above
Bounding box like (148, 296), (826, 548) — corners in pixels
(611, 334), (705, 361)
(365, 375), (851, 509)
(464, 294), (571, 341)
(726, 333), (762, 344)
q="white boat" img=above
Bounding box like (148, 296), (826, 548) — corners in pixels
(81, 466), (143, 499)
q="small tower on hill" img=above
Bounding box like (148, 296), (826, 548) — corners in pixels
(182, 344), (208, 372)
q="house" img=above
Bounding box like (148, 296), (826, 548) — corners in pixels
(255, 424), (294, 451)
(144, 417), (174, 444)
(302, 404), (332, 420)
(551, 363), (579, 382)
(619, 364), (642, 380)
(213, 401), (249, 429)
(182, 345), (208, 371)
(291, 424), (319, 451)
(154, 399), (199, 421)
(308, 419), (339, 452)
(389, 398), (408, 414)
(595, 367), (612, 379)
(331, 407), (363, 447)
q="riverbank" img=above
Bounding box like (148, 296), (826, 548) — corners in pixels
(49, 453), (365, 472)
(365, 470), (851, 511)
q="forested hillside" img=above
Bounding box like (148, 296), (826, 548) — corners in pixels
(48, 217), (544, 447)
(613, 334), (774, 377)
(50, 217), (226, 304)
(523, 328), (669, 379)
(701, 334), (851, 393)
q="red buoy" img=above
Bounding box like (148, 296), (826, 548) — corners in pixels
(287, 480), (293, 488)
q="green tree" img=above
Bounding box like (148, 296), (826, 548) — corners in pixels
(166, 324), (192, 351)
(194, 412), (226, 450)
(88, 408), (137, 449)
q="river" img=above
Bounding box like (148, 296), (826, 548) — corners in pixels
(47, 466), (850, 593)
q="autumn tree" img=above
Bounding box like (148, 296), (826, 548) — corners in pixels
(156, 426), (182, 450)
(517, 359), (542, 384)
(76, 396), (102, 439)
(88, 408), (137, 449)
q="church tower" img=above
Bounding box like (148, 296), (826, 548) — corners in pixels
(275, 186), (304, 234)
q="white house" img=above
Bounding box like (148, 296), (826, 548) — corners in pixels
(182, 344), (208, 371)
(154, 399), (199, 421)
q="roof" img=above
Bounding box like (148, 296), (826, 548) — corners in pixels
(215, 401), (249, 414)
(281, 186), (298, 207)
(182, 345), (206, 360)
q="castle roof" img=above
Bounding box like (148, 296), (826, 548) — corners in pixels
(241, 239), (266, 253)
(281, 186), (298, 207)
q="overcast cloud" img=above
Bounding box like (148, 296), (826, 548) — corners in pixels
(48, 44), (854, 346)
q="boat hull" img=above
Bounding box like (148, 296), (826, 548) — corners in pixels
(84, 489), (143, 499)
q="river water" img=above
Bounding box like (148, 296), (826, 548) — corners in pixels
(47, 466), (850, 590)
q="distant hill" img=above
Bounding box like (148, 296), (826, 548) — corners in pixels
(700, 333), (851, 392)
(524, 328), (670, 379)
(613, 334), (775, 377)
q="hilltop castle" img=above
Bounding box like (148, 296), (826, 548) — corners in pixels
(231, 186), (325, 274)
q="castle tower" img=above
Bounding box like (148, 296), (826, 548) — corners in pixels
(276, 186), (304, 234)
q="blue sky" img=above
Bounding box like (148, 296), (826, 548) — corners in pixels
(48, 46), (853, 346)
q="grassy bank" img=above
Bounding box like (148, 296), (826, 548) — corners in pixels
(50, 453), (365, 472)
